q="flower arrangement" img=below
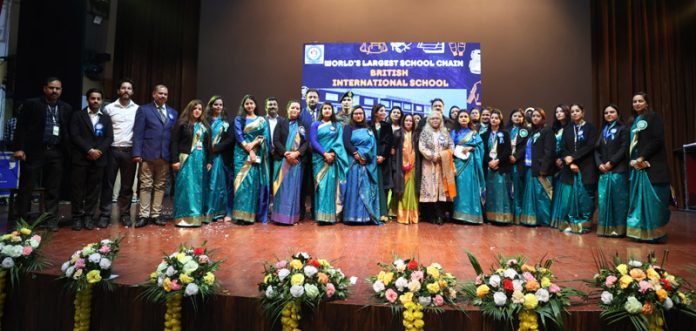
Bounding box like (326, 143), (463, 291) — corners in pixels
(590, 250), (696, 331)
(367, 256), (459, 331)
(258, 252), (354, 331)
(462, 252), (583, 331)
(142, 243), (222, 331)
(60, 237), (122, 331)
(0, 218), (49, 328)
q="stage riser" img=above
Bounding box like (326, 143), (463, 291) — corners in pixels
(3, 274), (695, 330)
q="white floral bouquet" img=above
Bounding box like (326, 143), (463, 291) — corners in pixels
(59, 236), (123, 331)
(591, 250), (696, 331)
(462, 252), (583, 331)
(258, 252), (354, 331)
(142, 243), (222, 331)
(367, 256), (459, 331)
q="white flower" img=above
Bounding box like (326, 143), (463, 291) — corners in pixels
(0, 243), (4, 250)
(66, 266), (75, 278)
(82, 247), (95, 257)
(304, 284), (320, 298)
(628, 260), (643, 268)
(304, 266), (318, 278)
(372, 280), (385, 293)
(2, 245), (21, 258)
(99, 258), (112, 270)
(408, 280), (421, 292)
(535, 288), (550, 303)
(278, 268), (290, 281)
(600, 291), (613, 305)
(298, 252), (310, 259)
(157, 277), (164, 287)
(513, 279), (523, 292)
(265, 285), (275, 298)
(183, 260), (199, 274)
(100, 239), (112, 246)
(493, 292), (507, 306)
(184, 283), (199, 296)
(157, 262), (168, 273)
(418, 296), (432, 306)
(1, 257), (14, 269)
(663, 297), (673, 310)
(393, 259), (405, 268)
(29, 239), (40, 249)
(350, 276), (358, 285)
(88, 253), (101, 263)
(489, 275), (501, 288)
(504, 268), (518, 279)
(165, 266), (177, 277)
(179, 255), (193, 265)
(395, 277), (409, 291)
(290, 285), (305, 298)
(61, 261), (71, 272)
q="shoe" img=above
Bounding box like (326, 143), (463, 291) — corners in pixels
(84, 217), (96, 230)
(121, 215), (132, 227)
(152, 217), (167, 226)
(97, 216), (109, 228)
(134, 217), (148, 228)
(72, 217), (83, 231)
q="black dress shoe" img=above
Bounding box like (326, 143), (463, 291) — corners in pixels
(134, 217), (148, 228)
(121, 215), (132, 227)
(72, 218), (83, 231)
(97, 216), (109, 228)
(152, 217), (167, 226)
(84, 217), (96, 230)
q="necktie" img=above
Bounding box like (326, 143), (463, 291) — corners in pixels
(158, 106), (167, 124)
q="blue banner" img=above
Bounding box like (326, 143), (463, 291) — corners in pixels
(301, 42), (481, 117)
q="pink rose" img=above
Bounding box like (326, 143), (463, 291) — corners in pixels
(522, 272), (537, 282)
(22, 246), (33, 256)
(275, 260), (288, 269)
(31, 235), (42, 245)
(549, 283), (561, 294)
(433, 295), (444, 306)
(198, 255), (210, 264)
(98, 245), (111, 254)
(411, 271), (424, 282)
(475, 275), (482, 285)
(170, 280), (182, 291)
(75, 258), (86, 269)
(385, 289), (398, 303)
(605, 275), (617, 288)
(326, 283), (336, 298)
(639, 280), (651, 294)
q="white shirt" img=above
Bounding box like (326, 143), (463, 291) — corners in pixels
(104, 99), (139, 147)
(88, 108), (100, 126)
(267, 115), (278, 147)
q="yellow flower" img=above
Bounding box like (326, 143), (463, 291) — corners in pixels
(476, 285), (490, 298)
(403, 311), (414, 322)
(289, 259), (303, 270)
(426, 282), (440, 294)
(318, 259), (330, 268)
(383, 272), (394, 285)
(665, 275), (679, 287)
(679, 292), (692, 305)
(619, 275), (634, 289)
(150, 272), (158, 281)
(414, 319), (425, 328)
(19, 228), (32, 235)
(646, 268), (660, 280)
(399, 292), (414, 305)
(86, 270), (102, 284)
(521, 264), (536, 272)
(656, 289), (668, 302)
(523, 293), (538, 310)
(616, 264), (628, 276)
(540, 277), (551, 288)
(495, 268), (504, 275)
(629, 268), (646, 281)
(538, 267), (548, 274)
(179, 273), (193, 284)
(163, 278), (172, 292)
(176, 252), (187, 263)
(290, 273), (305, 286)
(426, 266), (440, 279)
(204, 272), (215, 285)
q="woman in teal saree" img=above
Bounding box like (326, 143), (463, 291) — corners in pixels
(204, 96), (230, 222)
(519, 108), (556, 226)
(450, 111), (485, 224)
(482, 109), (513, 224)
(508, 109), (529, 224)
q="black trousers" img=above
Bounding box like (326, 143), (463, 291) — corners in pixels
(71, 164), (104, 219)
(420, 201), (447, 222)
(300, 157), (314, 218)
(15, 148), (63, 221)
(99, 147), (137, 218)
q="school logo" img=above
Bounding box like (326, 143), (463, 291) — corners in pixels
(636, 120), (648, 131)
(519, 129), (528, 138)
(304, 44), (324, 64)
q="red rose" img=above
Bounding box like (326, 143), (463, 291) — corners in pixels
(193, 248), (204, 255)
(407, 259), (419, 271)
(308, 259), (321, 268)
(503, 279), (514, 293)
(660, 278), (672, 291)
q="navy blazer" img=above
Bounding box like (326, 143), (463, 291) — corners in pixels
(70, 108), (113, 167)
(530, 127), (556, 177)
(482, 129), (512, 174)
(299, 106), (318, 128)
(631, 111), (670, 184)
(132, 102), (178, 162)
(559, 122), (598, 185)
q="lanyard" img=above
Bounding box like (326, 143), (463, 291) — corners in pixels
(603, 121), (616, 143)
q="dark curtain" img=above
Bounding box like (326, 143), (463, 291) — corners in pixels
(592, 0), (696, 206)
(112, 0), (200, 111)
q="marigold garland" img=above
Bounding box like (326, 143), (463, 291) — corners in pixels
(402, 302), (424, 331)
(164, 293), (183, 331)
(280, 300), (301, 331)
(517, 309), (538, 331)
(73, 284), (93, 331)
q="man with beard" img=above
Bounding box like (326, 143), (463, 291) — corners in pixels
(298, 89), (320, 219)
(98, 79), (139, 227)
(12, 77), (73, 230)
(336, 91), (353, 125)
(265, 97), (285, 193)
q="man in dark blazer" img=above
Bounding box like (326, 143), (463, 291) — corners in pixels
(12, 77), (73, 230)
(70, 88), (113, 230)
(132, 84), (178, 227)
(265, 97), (285, 192)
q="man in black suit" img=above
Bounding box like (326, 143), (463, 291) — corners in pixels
(69, 88), (113, 230)
(12, 77), (73, 230)
(265, 97), (285, 193)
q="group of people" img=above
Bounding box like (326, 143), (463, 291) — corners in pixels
(10, 78), (671, 243)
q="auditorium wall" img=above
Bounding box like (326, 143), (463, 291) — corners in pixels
(197, 0), (592, 119)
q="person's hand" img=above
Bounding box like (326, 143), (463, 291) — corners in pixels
(570, 164), (580, 173)
(324, 152), (335, 164)
(509, 155), (516, 164)
(556, 158), (563, 168)
(353, 152), (361, 161)
(402, 163), (413, 172)
(564, 156), (574, 165)
(390, 148), (396, 156)
(242, 141), (252, 152)
(132, 156), (143, 163)
(172, 162), (181, 171)
(599, 164), (608, 173)
(377, 156), (385, 164)
(358, 157), (367, 165)
(13, 150), (25, 161)
(489, 159), (499, 170)
(249, 150), (257, 163)
(87, 149), (101, 160)
(206, 163), (212, 171)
